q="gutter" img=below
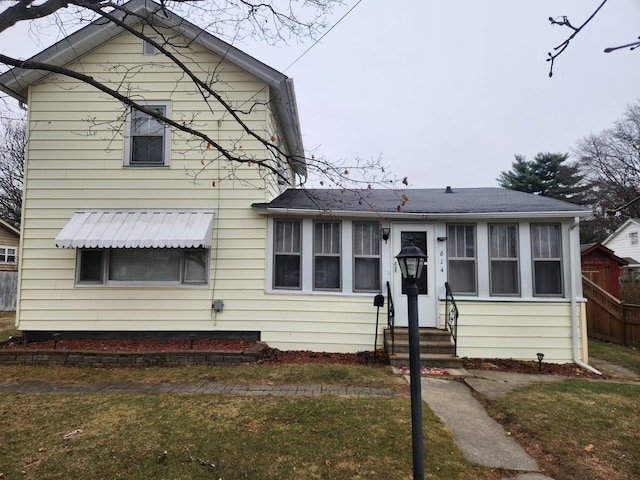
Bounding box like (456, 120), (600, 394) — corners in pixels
(569, 216), (602, 375)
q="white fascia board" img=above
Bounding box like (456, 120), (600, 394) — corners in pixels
(253, 207), (591, 220)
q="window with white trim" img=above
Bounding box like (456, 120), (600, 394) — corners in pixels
(631, 232), (638, 245)
(76, 248), (207, 285)
(489, 224), (519, 295)
(353, 222), (381, 292)
(531, 223), (563, 296)
(0, 246), (16, 263)
(313, 221), (341, 290)
(124, 102), (171, 166)
(273, 219), (302, 289)
(447, 224), (476, 294)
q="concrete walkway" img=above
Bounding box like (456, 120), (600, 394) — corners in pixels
(417, 374), (554, 480)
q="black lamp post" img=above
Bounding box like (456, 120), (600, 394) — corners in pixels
(396, 238), (426, 480)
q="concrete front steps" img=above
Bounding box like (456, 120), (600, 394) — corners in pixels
(384, 327), (462, 369)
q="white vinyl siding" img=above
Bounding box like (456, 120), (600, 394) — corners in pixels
(489, 224), (519, 296)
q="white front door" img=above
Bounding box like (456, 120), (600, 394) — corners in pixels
(391, 224), (437, 327)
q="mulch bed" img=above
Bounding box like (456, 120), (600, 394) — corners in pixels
(0, 339), (603, 377)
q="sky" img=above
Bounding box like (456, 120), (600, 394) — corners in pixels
(2, 1), (640, 189)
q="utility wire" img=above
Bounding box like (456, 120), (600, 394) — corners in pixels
(282, 0), (364, 73)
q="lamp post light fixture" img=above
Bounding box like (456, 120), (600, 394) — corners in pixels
(395, 237), (427, 480)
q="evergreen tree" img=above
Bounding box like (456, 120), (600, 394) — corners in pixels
(498, 152), (586, 203)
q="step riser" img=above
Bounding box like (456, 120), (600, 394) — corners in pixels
(386, 345), (455, 355)
(384, 328), (459, 368)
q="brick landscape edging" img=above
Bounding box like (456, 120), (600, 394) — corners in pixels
(0, 342), (268, 367)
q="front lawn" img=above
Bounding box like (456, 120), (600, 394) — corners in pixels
(0, 388), (494, 479)
(485, 379), (640, 480)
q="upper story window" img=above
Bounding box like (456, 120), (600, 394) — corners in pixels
(273, 220), (301, 289)
(631, 232), (638, 245)
(489, 224), (519, 295)
(314, 221), (341, 290)
(353, 222), (381, 292)
(143, 38), (158, 56)
(0, 246), (16, 263)
(77, 248), (207, 286)
(531, 223), (563, 296)
(447, 224), (476, 295)
(124, 102), (171, 166)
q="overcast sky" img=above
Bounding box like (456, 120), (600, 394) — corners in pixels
(244, 0), (640, 189)
(2, 1), (640, 189)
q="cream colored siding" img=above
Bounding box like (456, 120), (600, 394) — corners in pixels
(438, 300), (586, 363)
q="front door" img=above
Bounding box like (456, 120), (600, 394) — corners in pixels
(391, 224), (437, 327)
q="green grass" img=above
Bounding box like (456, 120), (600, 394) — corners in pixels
(0, 363), (404, 390)
(0, 392), (492, 479)
(588, 337), (640, 375)
(486, 379), (640, 480)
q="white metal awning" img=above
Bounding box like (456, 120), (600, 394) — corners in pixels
(55, 209), (215, 248)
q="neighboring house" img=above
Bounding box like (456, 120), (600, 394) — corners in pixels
(0, 218), (19, 273)
(580, 243), (627, 298)
(602, 218), (640, 280)
(0, 0), (594, 363)
(0, 218), (20, 311)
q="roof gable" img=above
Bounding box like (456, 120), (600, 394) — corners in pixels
(0, 0), (305, 175)
(0, 218), (20, 238)
(602, 218), (640, 246)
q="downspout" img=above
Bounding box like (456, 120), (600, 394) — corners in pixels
(569, 216), (602, 375)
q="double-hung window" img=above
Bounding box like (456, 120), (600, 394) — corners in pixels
(489, 224), (519, 295)
(314, 221), (341, 290)
(0, 246), (16, 263)
(353, 222), (381, 292)
(447, 224), (476, 294)
(77, 248), (208, 285)
(124, 102), (171, 166)
(273, 220), (301, 289)
(531, 223), (563, 296)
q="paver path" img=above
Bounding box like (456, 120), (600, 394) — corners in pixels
(0, 380), (396, 397)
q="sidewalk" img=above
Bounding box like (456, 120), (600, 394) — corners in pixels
(0, 379), (397, 397)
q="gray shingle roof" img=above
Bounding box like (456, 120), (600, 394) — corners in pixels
(254, 187), (592, 216)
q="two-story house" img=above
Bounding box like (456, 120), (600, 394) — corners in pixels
(0, 0), (595, 365)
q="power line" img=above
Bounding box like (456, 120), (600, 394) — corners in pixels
(282, 0), (364, 73)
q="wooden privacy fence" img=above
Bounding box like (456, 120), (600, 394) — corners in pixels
(583, 276), (640, 347)
(0, 271), (18, 311)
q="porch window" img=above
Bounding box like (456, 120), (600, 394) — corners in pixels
(531, 223), (563, 296)
(124, 102), (171, 166)
(0, 246), (16, 263)
(77, 248), (208, 285)
(314, 221), (341, 290)
(447, 224), (476, 294)
(273, 219), (301, 289)
(489, 224), (519, 295)
(353, 222), (381, 292)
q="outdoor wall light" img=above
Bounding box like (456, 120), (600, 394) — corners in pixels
(381, 227), (390, 243)
(537, 352), (545, 372)
(396, 238), (426, 281)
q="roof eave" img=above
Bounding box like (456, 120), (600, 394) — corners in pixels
(252, 206), (593, 220)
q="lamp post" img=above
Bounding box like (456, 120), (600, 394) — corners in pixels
(396, 238), (427, 480)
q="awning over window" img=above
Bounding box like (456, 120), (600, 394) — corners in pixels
(55, 209), (215, 249)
